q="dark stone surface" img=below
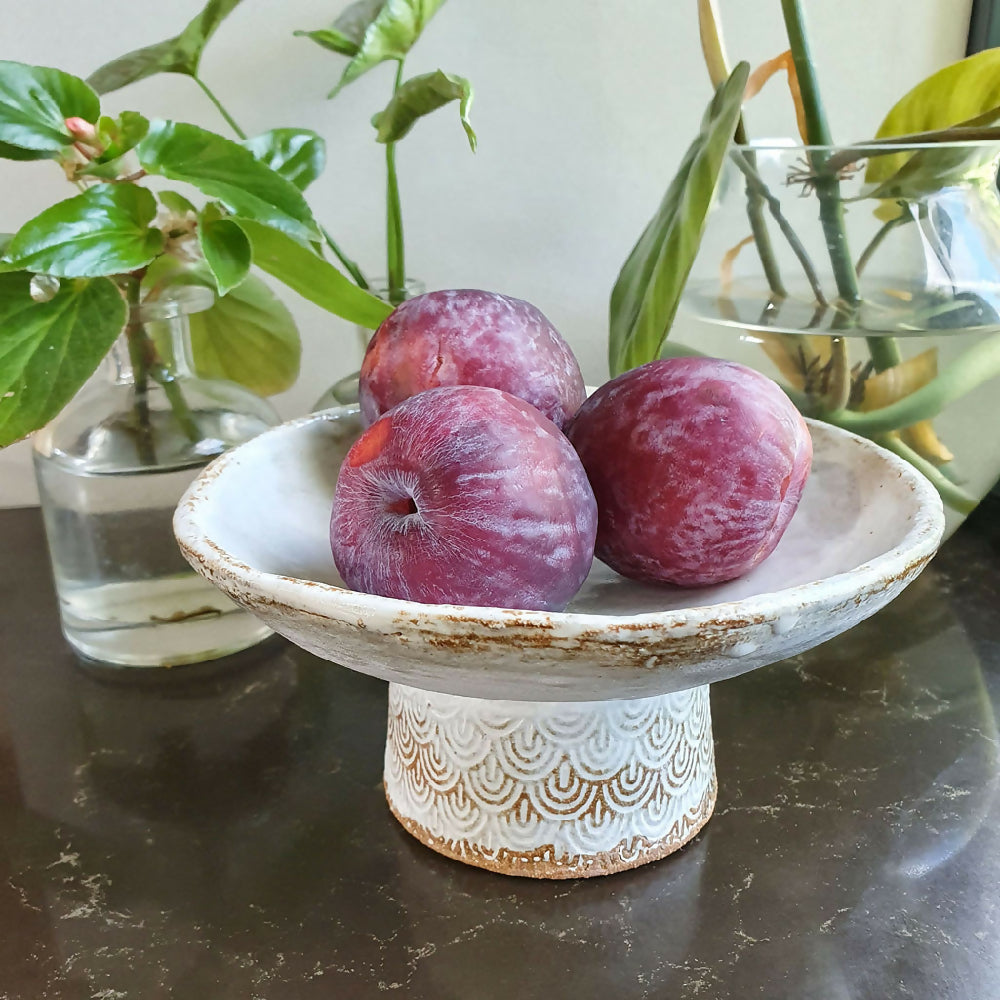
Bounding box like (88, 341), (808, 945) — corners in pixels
(1, 501), (999, 999)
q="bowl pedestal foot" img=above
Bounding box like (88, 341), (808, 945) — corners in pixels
(383, 682), (717, 878)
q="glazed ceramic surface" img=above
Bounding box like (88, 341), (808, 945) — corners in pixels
(384, 683), (716, 878)
(174, 406), (944, 704)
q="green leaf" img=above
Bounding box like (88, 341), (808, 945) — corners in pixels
(324, 0), (446, 97)
(863, 138), (1000, 205)
(77, 111), (152, 180)
(138, 120), (319, 242)
(235, 218), (393, 328)
(0, 141), (54, 161)
(867, 50), (1000, 184)
(0, 61), (100, 153)
(159, 190), (197, 215)
(198, 203), (251, 295)
(188, 273), (300, 395)
(87, 0), (245, 93)
(4, 183), (164, 278)
(94, 111), (149, 162)
(242, 128), (326, 190)
(609, 62), (748, 377)
(295, 0), (384, 57)
(0, 272), (126, 446)
(294, 28), (362, 57)
(372, 69), (476, 149)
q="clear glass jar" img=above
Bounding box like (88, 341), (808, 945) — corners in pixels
(312, 277), (426, 410)
(678, 141), (1000, 536)
(33, 288), (279, 668)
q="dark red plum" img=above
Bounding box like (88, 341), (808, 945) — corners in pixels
(331, 385), (597, 611)
(567, 358), (812, 587)
(358, 289), (586, 430)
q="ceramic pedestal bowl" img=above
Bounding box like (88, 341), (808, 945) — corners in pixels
(174, 406), (944, 879)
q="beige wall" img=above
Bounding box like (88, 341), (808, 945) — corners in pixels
(0, 0), (974, 505)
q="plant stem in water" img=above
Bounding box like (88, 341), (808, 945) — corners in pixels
(124, 279), (156, 466)
(150, 364), (201, 444)
(730, 152), (827, 306)
(823, 331), (1000, 434)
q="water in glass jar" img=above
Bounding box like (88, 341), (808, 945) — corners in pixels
(34, 452), (272, 667)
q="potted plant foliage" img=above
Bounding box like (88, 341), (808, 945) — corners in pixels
(612, 0), (1000, 534)
(0, 56), (390, 667)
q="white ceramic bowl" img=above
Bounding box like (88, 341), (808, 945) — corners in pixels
(174, 407), (943, 702)
(174, 406), (944, 878)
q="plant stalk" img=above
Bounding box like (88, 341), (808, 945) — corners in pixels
(190, 76), (371, 292)
(730, 151), (827, 304)
(150, 363), (201, 444)
(781, 0), (860, 312)
(386, 60), (407, 306)
(124, 278), (156, 466)
(321, 225), (369, 289)
(823, 331), (1000, 434)
(875, 433), (978, 514)
(194, 76), (248, 140)
(735, 125), (788, 298)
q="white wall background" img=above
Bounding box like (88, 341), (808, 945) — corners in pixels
(0, 0), (974, 506)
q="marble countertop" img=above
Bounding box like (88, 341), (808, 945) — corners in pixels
(1, 500), (998, 999)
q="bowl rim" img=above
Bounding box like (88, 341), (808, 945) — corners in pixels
(173, 408), (945, 638)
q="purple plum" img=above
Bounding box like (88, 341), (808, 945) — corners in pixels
(567, 358), (812, 586)
(358, 289), (586, 430)
(330, 385), (597, 611)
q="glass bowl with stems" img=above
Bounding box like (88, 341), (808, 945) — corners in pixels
(680, 139), (1000, 535)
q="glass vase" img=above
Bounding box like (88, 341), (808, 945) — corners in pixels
(33, 288), (279, 668)
(679, 140), (1000, 536)
(312, 277), (425, 410)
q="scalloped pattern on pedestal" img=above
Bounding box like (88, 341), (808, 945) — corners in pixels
(384, 683), (716, 878)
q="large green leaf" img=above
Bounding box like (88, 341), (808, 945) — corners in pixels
(235, 218), (392, 328)
(609, 63), (748, 376)
(138, 120), (319, 242)
(241, 128), (326, 190)
(307, 0), (447, 98)
(0, 61), (100, 153)
(0, 272), (126, 446)
(372, 69), (476, 149)
(198, 203), (251, 295)
(188, 274), (300, 395)
(87, 0), (246, 93)
(4, 183), (163, 277)
(867, 49), (1000, 185)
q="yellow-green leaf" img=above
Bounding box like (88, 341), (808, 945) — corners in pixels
(868, 49), (1000, 184)
(371, 69), (476, 150)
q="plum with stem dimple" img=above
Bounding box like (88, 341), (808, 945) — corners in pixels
(331, 385), (598, 611)
(567, 357), (812, 587)
(358, 289), (586, 430)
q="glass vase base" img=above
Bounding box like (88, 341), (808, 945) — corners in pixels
(58, 574), (273, 668)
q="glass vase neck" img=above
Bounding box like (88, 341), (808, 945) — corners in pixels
(105, 288), (214, 386)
